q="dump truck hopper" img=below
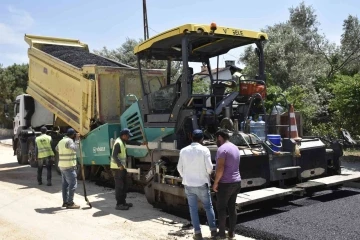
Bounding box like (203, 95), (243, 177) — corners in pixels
(25, 34), (166, 136)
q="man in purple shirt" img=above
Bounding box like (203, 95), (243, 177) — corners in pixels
(213, 129), (241, 239)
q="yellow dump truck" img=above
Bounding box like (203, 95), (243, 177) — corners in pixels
(9, 34), (166, 177)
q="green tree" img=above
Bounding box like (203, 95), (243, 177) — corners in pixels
(192, 76), (210, 94)
(239, 1), (360, 136)
(329, 74), (360, 136)
(240, 2), (329, 89)
(0, 63), (29, 127)
(339, 15), (360, 76)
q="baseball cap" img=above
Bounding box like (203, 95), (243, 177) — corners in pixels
(67, 128), (76, 136)
(192, 129), (203, 139)
(120, 128), (133, 137)
(40, 126), (47, 133)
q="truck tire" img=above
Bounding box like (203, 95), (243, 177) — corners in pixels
(28, 141), (38, 168)
(16, 142), (29, 165)
(16, 142), (22, 165)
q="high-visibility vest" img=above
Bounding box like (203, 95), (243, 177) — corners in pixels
(57, 137), (77, 168)
(110, 138), (126, 169)
(35, 134), (54, 159)
(233, 72), (245, 92)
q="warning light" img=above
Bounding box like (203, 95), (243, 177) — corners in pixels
(210, 22), (217, 31)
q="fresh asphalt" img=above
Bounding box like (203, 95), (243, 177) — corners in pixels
(235, 187), (360, 240)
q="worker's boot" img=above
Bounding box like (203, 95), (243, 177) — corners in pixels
(47, 180), (52, 186)
(124, 202), (133, 207)
(62, 202), (68, 208)
(115, 204), (129, 210)
(38, 177), (42, 185)
(193, 233), (203, 240)
(66, 202), (80, 209)
(227, 232), (235, 239)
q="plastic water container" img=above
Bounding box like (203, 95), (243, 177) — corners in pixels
(254, 116), (266, 140)
(249, 116), (256, 134)
(267, 134), (281, 152)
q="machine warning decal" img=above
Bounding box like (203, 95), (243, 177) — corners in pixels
(43, 67), (48, 74)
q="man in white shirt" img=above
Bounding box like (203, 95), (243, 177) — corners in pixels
(177, 129), (217, 240)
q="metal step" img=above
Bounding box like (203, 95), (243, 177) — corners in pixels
(277, 166), (301, 172)
(236, 187), (295, 208)
(308, 173), (360, 187)
(296, 173), (360, 189)
(235, 173), (360, 209)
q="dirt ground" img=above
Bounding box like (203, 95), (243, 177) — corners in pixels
(0, 143), (251, 240)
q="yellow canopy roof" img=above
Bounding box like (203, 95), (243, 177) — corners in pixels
(134, 23), (268, 61)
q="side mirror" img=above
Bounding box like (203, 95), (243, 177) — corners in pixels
(3, 104), (9, 118)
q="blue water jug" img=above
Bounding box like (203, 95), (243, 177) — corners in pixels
(254, 116), (266, 141)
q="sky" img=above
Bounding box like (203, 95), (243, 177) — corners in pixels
(0, 0), (359, 73)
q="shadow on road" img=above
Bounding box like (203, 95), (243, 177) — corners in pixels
(309, 189), (360, 202)
(34, 207), (67, 214)
(0, 162), (22, 168)
(92, 209), (111, 217)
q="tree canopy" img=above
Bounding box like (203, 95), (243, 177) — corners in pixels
(239, 1), (360, 137)
(0, 64), (29, 128)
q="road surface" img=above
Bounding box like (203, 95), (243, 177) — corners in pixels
(1, 141), (359, 240)
(234, 151), (360, 240)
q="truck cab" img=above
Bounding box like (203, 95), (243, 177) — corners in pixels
(11, 94), (53, 165)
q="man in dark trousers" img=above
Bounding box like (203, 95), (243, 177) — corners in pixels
(110, 128), (146, 210)
(213, 129), (241, 239)
(35, 126), (55, 186)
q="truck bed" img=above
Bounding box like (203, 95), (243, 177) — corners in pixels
(41, 44), (127, 69)
(25, 34), (166, 136)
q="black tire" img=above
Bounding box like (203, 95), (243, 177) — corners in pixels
(16, 142), (29, 165)
(28, 141), (38, 168)
(21, 154), (28, 165)
(16, 142), (22, 165)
